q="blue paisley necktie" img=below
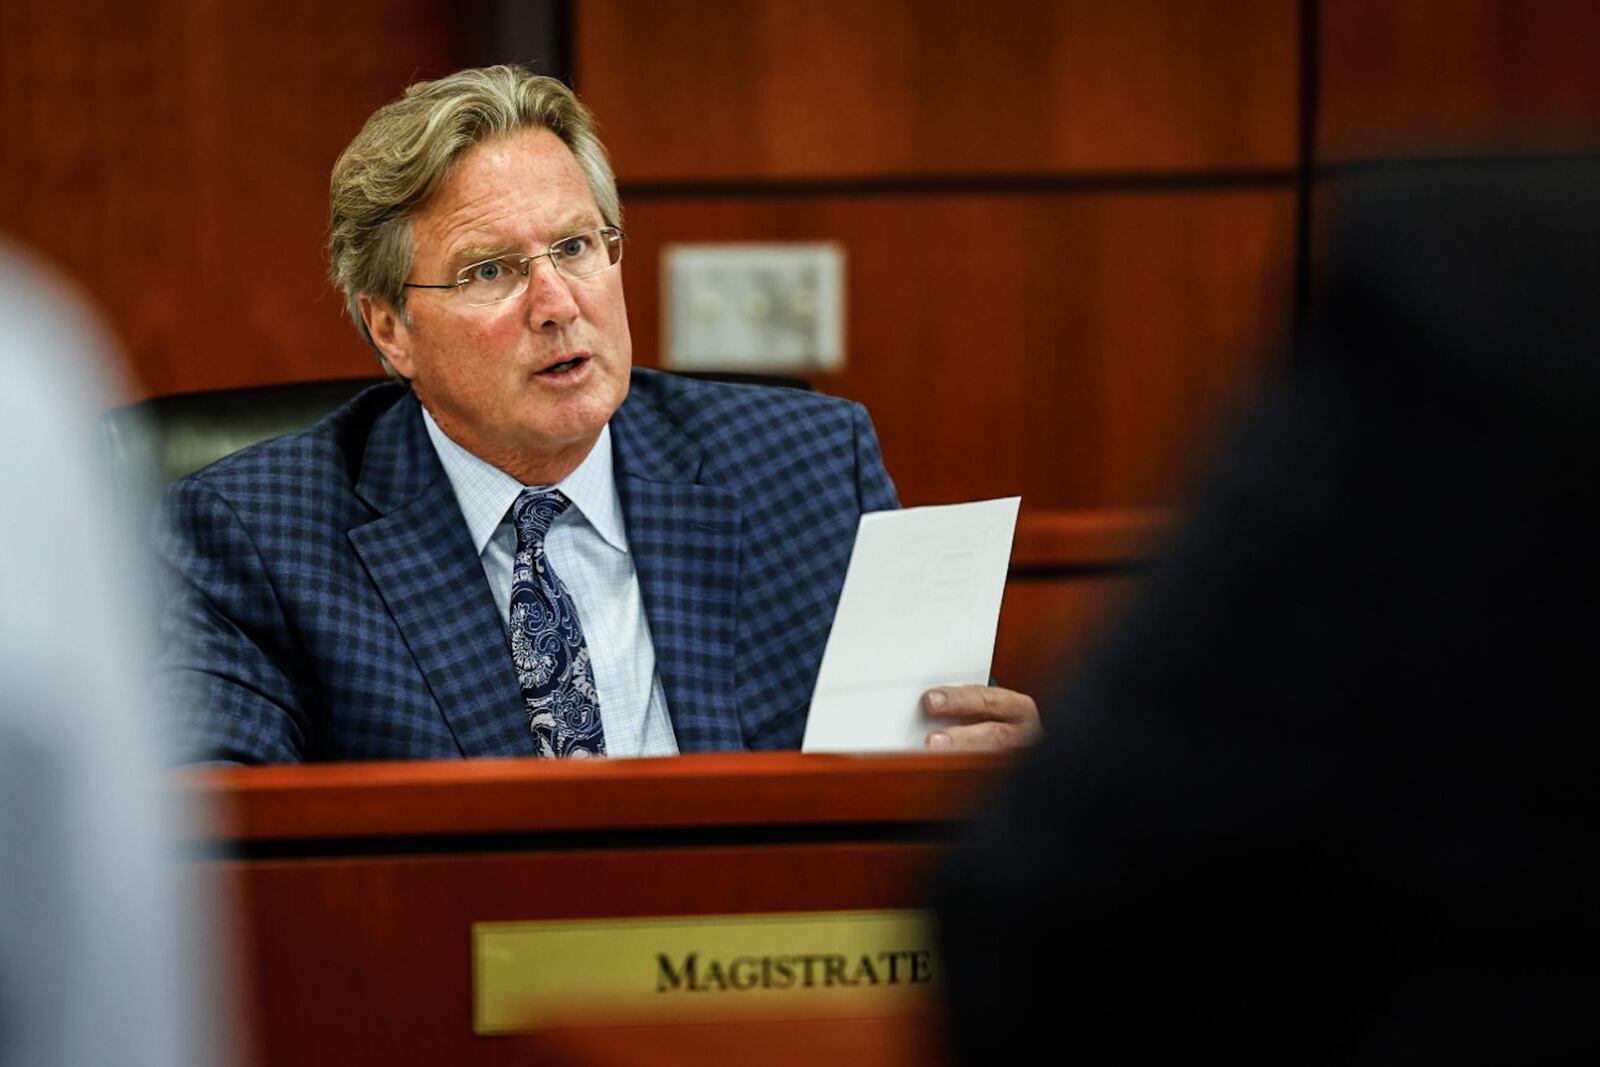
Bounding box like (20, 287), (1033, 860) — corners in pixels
(508, 489), (606, 757)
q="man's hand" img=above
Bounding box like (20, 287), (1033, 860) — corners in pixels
(922, 685), (1042, 751)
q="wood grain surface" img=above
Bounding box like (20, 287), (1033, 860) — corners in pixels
(623, 190), (1294, 509)
(574, 0), (1299, 179)
(0, 0), (458, 397)
(1319, 0), (1600, 161)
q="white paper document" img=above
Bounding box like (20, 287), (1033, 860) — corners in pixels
(801, 496), (1020, 753)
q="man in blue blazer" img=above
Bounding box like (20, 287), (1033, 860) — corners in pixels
(158, 65), (1039, 763)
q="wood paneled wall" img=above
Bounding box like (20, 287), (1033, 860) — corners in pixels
(577, 0), (1300, 512)
(1319, 0), (1600, 162)
(620, 190), (1292, 511)
(577, 1), (1298, 178)
(0, 0), (458, 399)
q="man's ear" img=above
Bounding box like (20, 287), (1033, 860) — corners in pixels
(359, 294), (416, 379)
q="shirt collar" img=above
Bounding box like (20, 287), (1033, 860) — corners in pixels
(420, 406), (629, 555)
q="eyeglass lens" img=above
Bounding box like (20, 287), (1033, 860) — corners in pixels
(457, 229), (622, 306)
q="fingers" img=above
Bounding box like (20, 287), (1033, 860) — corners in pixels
(922, 685), (1042, 751)
(923, 684), (1037, 723)
(926, 719), (1027, 751)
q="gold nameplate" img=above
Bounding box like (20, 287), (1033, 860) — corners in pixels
(472, 909), (936, 1034)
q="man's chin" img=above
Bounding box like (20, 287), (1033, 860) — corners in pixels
(524, 387), (625, 453)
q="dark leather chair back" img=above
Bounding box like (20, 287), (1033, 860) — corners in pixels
(100, 372), (811, 491)
(99, 377), (385, 490)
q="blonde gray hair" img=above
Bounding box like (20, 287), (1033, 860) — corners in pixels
(328, 65), (621, 374)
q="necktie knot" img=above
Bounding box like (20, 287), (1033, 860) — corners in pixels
(513, 488), (570, 546)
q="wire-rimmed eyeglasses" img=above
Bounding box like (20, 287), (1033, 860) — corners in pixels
(403, 227), (625, 307)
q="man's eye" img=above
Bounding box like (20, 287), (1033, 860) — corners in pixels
(556, 235), (590, 259)
(470, 260), (503, 283)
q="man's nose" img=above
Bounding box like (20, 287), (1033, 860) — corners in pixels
(523, 257), (580, 327)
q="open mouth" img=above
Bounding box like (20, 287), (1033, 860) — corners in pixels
(540, 356), (586, 375)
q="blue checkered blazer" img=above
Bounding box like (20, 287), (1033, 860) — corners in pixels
(157, 370), (899, 763)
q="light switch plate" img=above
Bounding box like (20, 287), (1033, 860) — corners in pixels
(662, 243), (845, 372)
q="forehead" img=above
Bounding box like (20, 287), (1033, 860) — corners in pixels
(410, 127), (601, 264)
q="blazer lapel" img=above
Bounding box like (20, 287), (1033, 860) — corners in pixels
(347, 393), (534, 758)
(612, 392), (745, 751)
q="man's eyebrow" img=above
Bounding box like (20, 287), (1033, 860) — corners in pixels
(449, 244), (520, 267)
(550, 213), (603, 240)
(446, 215), (604, 267)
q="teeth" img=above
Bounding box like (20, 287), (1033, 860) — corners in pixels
(545, 358), (580, 373)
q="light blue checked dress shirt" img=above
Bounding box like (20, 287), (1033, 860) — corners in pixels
(421, 409), (679, 757)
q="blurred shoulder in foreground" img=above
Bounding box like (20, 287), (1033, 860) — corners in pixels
(0, 241), (223, 1067)
(936, 159), (1600, 1064)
